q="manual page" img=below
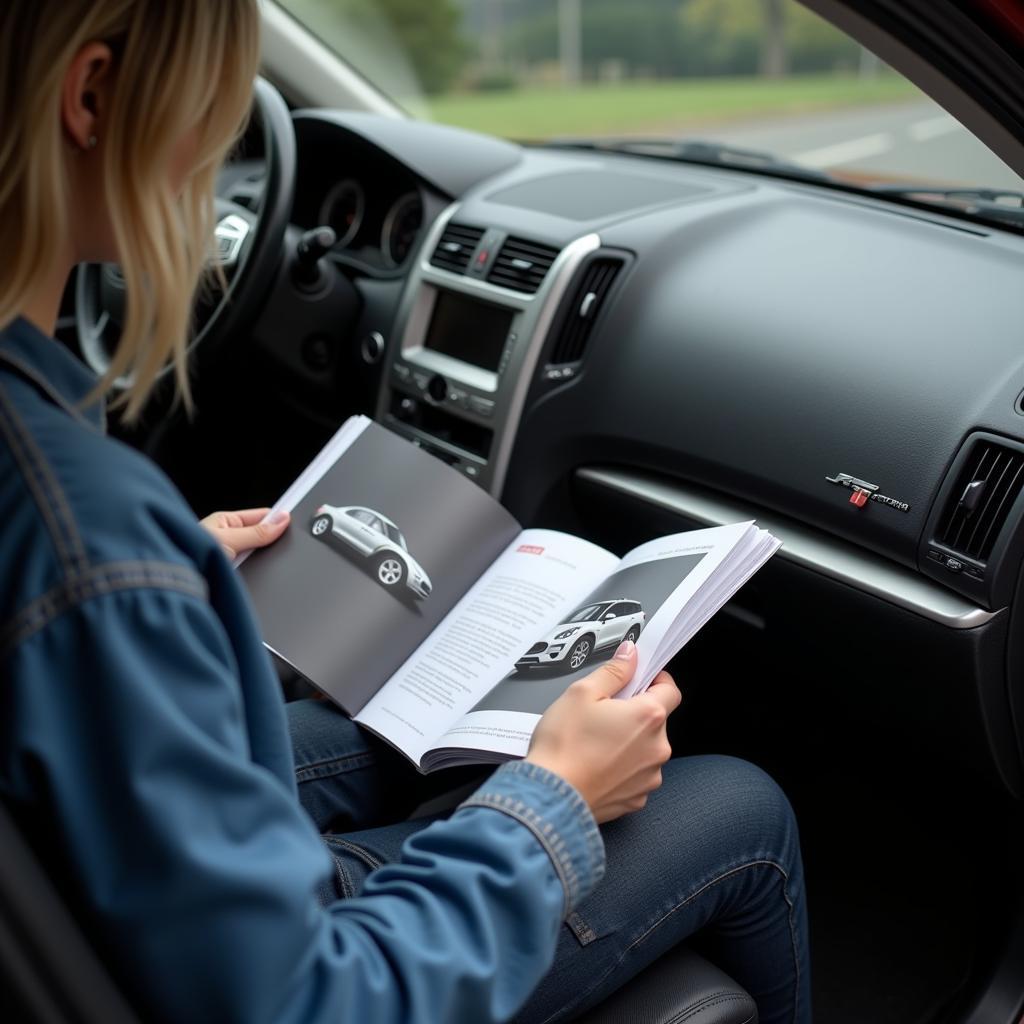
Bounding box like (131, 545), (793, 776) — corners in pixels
(417, 523), (780, 770)
(240, 416), (521, 714)
(354, 529), (619, 766)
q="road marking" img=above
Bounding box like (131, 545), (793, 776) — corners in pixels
(791, 132), (893, 168)
(908, 114), (961, 141)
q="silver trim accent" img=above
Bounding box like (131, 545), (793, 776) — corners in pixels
(214, 214), (250, 268)
(577, 466), (999, 630)
(406, 346), (497, 392)
(488, 232), (600, 494)
(378, 201), (600, 495)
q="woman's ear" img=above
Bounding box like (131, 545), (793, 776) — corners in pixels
(61, 42), (115, 152)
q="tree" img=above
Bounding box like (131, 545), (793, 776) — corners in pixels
(677, 0), (761, 76)
(381, 0), (468, 94)
(679, 0), (860, 77)
(285, 0), (467, 95)
(498, 0), (692, 80)
(760, 0), (787, 77)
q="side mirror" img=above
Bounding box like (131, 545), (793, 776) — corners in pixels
(601, 612), (617, 622)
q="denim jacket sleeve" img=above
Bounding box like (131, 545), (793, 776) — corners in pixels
(3, 582), (605, 1024)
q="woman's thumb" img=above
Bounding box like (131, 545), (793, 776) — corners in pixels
(578, 640), (637, 699)
(249, 509), (290, 546)
(221, 509), (290, 557)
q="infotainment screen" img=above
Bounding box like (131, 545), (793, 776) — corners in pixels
(423, 290), (513, 372)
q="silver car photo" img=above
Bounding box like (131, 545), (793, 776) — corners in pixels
(310, 504), (432, 598)
(516, 599), (645, 674)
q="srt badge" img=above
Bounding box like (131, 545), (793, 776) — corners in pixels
(825, 473), (910, 513)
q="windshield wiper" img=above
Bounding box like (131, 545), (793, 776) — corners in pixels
(869, 184), (1024, 226)
(541, 136), (830, 183)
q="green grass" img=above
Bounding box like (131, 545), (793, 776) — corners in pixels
(425, 73), (919, 140)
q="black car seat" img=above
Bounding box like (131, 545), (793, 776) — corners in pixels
(0, 798), (756, 1024)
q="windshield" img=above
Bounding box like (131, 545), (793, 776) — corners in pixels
(277, 0), (1024, 208)
(567, 602), (611, 622)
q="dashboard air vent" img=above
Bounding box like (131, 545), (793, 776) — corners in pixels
(937, 440), (1024, 562)
(548, 258), (623, 366)
(430, 223), (485, 274)
(488, 236), (559, 293)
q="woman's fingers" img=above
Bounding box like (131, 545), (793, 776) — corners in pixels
(645, 673), (683, 714)
(527, 660), (681, 824)
(200, 508), (290, 559)
(229, 507), (275, 527)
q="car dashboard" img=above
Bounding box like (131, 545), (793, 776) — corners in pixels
(248, 109), (1024, 799)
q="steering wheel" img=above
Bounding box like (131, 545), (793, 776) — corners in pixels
(75, 77), (296, 386)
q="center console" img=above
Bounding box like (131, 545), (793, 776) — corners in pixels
(376, 205), (600, 495)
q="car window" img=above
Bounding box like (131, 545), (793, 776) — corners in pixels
(277, 0), (1024, 211)
(382, 521), (407, 547)
(608, 602), (633, 618)
(568, 602), (610, 622)
(348, 508), (376, 525)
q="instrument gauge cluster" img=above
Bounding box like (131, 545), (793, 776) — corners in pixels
(298, 170), (425, 273)
(318, 178), (365, 249)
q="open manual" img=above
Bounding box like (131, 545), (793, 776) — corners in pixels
(238, 415), (780, 772)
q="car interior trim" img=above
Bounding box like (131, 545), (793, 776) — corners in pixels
(379, 199), (601, 494)
(262, 2), (405, 117)
(577, 466), (998, 630)
(457, 224), (601, 495)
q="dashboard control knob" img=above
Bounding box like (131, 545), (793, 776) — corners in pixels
(360, 331), (385, 365)
(427, 374), (447, 403)
(397, 396), (418, 421)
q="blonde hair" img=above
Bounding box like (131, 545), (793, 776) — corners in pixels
(0, 0), (261, 420)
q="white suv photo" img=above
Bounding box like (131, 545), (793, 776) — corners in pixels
(310, 504), (432, 598)
(516, 599), (645, 674)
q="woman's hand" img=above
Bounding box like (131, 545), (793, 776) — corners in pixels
(200, 508), (290, 561)
(525, 641), (681, 824)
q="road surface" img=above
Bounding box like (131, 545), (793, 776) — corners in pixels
(697, 99), (1022, 190)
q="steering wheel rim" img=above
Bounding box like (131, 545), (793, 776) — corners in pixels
(75, 77), (296, 386)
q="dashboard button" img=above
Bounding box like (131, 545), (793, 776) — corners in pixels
(396, 397), (418, 421)
(944, 557), (964, 573)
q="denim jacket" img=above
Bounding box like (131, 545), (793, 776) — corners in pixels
(0, 316), (605, 1024)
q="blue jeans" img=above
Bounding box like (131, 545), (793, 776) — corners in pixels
(288, 700), (811, 1023)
